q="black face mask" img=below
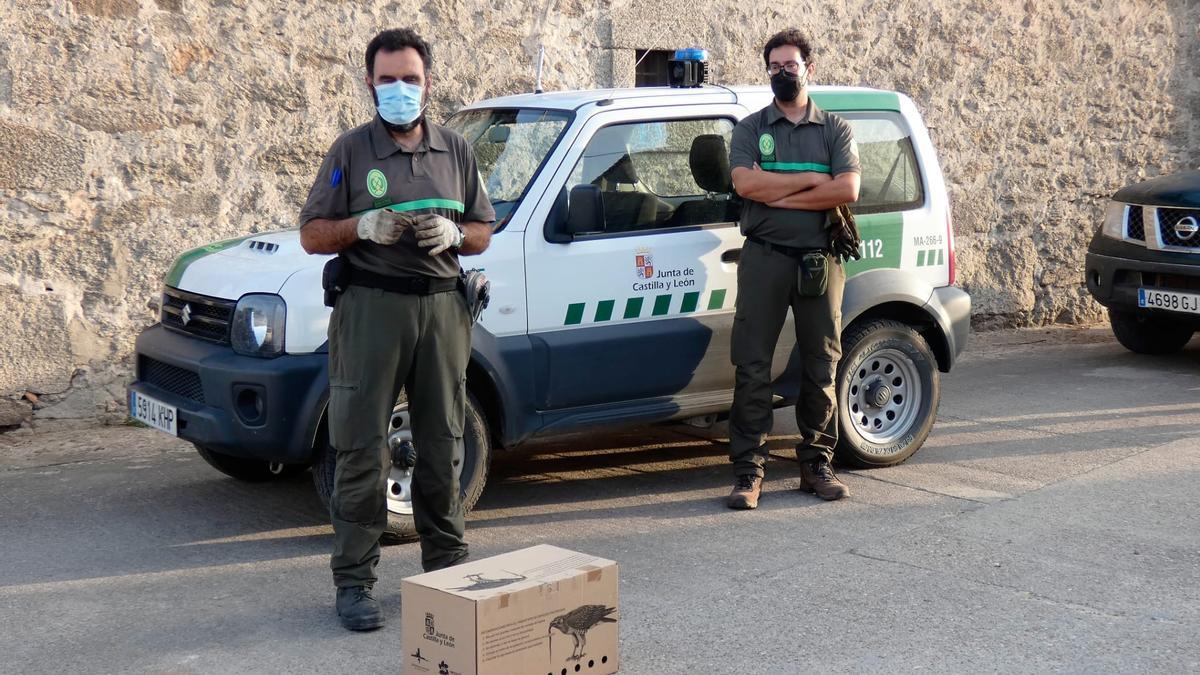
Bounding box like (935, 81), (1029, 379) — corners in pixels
(770, 70), (802, 103)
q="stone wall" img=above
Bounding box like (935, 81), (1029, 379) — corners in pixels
(1, 0), (1197, 423)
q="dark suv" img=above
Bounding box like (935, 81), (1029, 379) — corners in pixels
(1086, 170), (1200, 354)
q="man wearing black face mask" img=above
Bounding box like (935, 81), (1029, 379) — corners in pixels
(725, 29), (861, 509)
(298, 28), (495, 631)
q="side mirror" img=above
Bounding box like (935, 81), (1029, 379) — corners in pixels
(566, 184), (604, 235)
(544, 187), (571, 244)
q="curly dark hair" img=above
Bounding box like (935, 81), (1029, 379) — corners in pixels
(762, 29), (813, 68)
(365, 28), (432, 78)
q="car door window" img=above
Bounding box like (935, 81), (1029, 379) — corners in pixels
(842, 113), (925, 215)
(565, 117), (739, 235)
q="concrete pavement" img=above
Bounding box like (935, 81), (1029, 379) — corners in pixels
(1, 327), (1198, 673)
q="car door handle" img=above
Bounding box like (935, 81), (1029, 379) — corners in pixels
(721, 248), (741, 263)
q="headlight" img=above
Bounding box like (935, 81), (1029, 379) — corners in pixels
(231, 294), (286, 357)
(1101, 201), (1127, 239)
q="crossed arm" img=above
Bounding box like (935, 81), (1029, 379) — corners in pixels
(299, 216), (493, 255)
(731, 164), (860, 211)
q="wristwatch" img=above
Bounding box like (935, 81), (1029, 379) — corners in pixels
(453, 224), (466, 250)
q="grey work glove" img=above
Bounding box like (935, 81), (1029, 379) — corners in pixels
(356, 209), (414, 245)
(413, 214), (464, 256)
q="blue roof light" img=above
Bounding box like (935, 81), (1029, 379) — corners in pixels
(673, 48), (709, 61)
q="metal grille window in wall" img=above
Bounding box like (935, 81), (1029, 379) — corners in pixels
(635, 50), (672, 87)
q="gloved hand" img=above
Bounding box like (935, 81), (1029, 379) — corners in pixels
(828, 204), (862, 262)
(413, 214), (464, 256)
(356, 209), (414, 245)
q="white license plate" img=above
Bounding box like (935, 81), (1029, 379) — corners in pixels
(1138, 288), (1200, 315)
(130, 391), (178, 436)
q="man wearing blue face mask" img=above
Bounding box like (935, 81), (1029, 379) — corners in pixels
(298, 28), (495, 631)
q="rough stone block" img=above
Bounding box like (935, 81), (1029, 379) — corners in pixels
(71, 0), (140, 18)
(255, 142), (327, 178)
(0, 120), (86, 191)
(169, 43), (215, 76)
(0, 287), (76, 394)
(0, 52), (11, 107)
(92, 197), (166, 234)
(0, 399), (33, 428)
(65, 104), (175, 134)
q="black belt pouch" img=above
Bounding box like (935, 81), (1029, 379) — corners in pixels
(798, 251), (829, 297)
(322, 256), (350, 308)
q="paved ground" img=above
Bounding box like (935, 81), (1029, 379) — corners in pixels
(2, 327), (1199, 674)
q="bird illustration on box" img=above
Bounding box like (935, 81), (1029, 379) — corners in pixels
(548, 605), (618, 662)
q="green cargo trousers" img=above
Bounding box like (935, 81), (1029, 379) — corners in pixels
(326, 284), (470, 586)
(729, 240), (845, 476)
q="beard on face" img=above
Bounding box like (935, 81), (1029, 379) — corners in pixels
(371, 84), (426, 133)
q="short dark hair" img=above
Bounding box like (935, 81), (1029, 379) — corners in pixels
(762, 29), (813, 68)
(365, 28), (432, 78)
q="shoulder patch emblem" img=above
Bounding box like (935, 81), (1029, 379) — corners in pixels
(330, 167), (343, 188)
(758, 133), (776, 157)
(366, 169), (388, 198)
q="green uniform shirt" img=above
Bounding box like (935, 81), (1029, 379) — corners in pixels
(300, 116), (495, 279)
(729, 100), (860, 249)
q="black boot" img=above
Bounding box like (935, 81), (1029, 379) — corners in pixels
(336, 585), (384, 631)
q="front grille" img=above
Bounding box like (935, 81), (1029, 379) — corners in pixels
(1157, 208), (1200, 249)
(162, 287), (235, 344)
(1126, 206), (1145, 241)
(1151, 273), (1200, 292)
(138, 356), (205, 404)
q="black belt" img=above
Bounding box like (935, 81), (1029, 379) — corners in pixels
(745, 235), (828, 259)
(347, 266), (457, 295)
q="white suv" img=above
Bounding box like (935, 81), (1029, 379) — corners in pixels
(128, 85), (970, 537)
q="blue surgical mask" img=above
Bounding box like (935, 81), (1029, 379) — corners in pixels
(373, 80), (426, 129)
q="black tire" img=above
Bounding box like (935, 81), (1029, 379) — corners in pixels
(835, 319), (940, 468)
(311, 390), (491, 541)
(1108, 309), (1194, 355)
(194, 445), (307, 482)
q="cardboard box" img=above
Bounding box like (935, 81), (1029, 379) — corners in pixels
(402, 545), (619, 675)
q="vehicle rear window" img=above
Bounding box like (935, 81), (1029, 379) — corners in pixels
(841, 112), (925, 215)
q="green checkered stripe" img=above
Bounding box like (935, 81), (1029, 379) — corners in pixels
(916, 249), (945, 267)
(564, 289), (730, 326)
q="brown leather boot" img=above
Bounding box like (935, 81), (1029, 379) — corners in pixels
(799, 460), (849, 501)
(727, 474), (763, 509)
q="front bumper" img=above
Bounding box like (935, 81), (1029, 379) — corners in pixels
(1086, 234), (1200, 328)
(128, 324), (329, 463)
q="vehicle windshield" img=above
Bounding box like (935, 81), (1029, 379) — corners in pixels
(444, 108), (572, 227)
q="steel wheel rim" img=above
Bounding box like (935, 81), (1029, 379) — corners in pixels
(385, 401), (467, 517)
(846, 347), (922, 447)
(386, 405), (415, 517)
